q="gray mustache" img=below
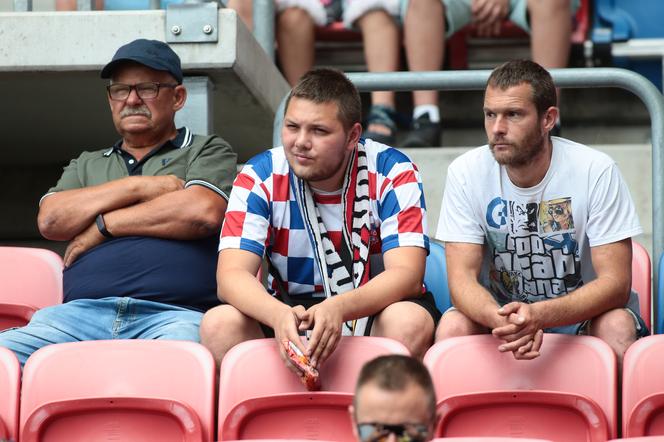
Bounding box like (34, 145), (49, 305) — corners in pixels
(120, 106), (152, 118)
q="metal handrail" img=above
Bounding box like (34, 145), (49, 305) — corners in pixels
(272, 67), (664, 330)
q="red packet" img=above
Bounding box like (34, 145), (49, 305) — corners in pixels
(283, 340), (321, 391)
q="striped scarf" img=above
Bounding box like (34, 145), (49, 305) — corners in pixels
(292, 142), (372, 335)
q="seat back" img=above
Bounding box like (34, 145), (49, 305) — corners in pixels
(622, 335), (664, 437)
(657, 252), (664, 334)
(424, 241), (451, 312)
(631, 241), (651, 331)
(218, 336), (409, 440)
(433, 438), (553, 442)
(0, 247), (63, 329)
(0, 347), (20, 442)
(20, 340), (215, 442)
(424, 334), (617, 440)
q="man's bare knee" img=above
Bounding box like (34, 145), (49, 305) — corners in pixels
(435, 310), (487, 342)
(371, 302), (434, 359)
(589, 308), (638, 361)
(200, 304), (263, 366)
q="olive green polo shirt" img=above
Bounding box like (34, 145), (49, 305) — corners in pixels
(44, 127), (237, 201)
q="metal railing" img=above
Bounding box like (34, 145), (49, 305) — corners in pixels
(273, 67), (664, 330)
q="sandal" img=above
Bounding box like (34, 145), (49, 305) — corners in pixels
(363, 104), (397, 145)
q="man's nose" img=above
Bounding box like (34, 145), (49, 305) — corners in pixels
(125, 87), (144, 105)
(492, 115), (507, 135)
(295, 130), (311, 149)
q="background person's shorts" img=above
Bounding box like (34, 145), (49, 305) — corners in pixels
(399, 0), (581, 37)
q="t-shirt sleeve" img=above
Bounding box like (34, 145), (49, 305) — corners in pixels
(375, 151), (429, 254)
(184, 135), (237, 201)
(40, 156), (85, 205)
(587, 163), (642, 247)
(436, 162), (486, 244)
(218, 161), (271, 257)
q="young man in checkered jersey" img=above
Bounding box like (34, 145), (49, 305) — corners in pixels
(200, 68), (440, 368)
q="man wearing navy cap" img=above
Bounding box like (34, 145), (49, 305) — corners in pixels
(0, 39), (237, 366)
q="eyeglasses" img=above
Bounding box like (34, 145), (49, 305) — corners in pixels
(548, 206), (566, 216)
(107, 82), (178, 101)
(357, 422), (430, 442)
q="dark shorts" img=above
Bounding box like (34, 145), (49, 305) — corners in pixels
(259, 291), (442, 338)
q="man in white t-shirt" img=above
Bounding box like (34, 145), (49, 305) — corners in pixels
(436, 59), (647, 363)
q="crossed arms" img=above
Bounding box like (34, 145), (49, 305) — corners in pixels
(446, 238), (632, 359)
(38, 175), (227, 266)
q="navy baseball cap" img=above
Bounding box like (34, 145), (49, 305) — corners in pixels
(101, 39), (183, 84)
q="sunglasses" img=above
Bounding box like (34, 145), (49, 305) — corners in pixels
(357, 422), (430, 442)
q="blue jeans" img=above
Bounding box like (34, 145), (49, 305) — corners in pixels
(0, 297), (203, 366)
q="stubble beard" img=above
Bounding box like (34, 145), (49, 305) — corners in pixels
(490, 126), (546, 167)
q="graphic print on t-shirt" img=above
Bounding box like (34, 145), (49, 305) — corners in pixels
(485, 196), (582, 305)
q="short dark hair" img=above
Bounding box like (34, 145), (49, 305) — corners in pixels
(486, 59), (557, 116)
(285, 68), (361, 129)
(354, 355), (436, 420)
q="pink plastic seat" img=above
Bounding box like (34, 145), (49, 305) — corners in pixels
(0, 247), (63, 329)
(610, 438), (664, 442)
(19, 340), (215, 442)
(217, 336), (409, 440)
(622, 335), (664, 437)
(433, 438), (553, 442)
(424, 334), (617, 441)
(632, 241), (652, 331)
(0, 347), (20, 442)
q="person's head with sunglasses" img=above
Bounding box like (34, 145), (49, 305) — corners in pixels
(100, 39), (187, 157)
(351, 355), (437, 442)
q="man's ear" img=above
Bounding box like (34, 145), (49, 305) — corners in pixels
(173, 85), (187, 111)
(347, 122), (362, 150)
(349, 405), (360, 440)
(543, 106), (559, 134)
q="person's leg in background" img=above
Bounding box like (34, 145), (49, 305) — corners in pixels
(352, 4), (401, 145)
(277, 6), (317, 86)
(402, 0), (445, 147)
(225, 0), (254, 29)
(522, 0), (575, 133)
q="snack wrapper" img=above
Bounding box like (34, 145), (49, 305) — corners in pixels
(283, 340), (321, 391)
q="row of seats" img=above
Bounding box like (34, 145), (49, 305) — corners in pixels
(4, 334), (664, 441)
(0, 240), (653, 332)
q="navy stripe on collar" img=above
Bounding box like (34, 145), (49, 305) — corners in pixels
(103, 127), (192, 157)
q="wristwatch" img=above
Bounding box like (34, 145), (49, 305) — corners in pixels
(95, 213), (114, 239)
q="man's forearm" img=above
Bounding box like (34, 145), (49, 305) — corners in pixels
(38, 177), (144, 240)
(329, 264), (424, 322)
(218, 267), (291, 327)
(103, 185), (226, 240)
(451, 280), (504, 329)
(531, 276), (631, 329)
(38, 175), (183, 241)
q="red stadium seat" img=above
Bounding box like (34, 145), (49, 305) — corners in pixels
(433, 438), (553, 442)
(217, 336), (409, 440)
(623, 335), (664, 437)
(0, 247), (62, 330)
(424, 334), (616, 441)
(19, 340), (215, 442)
(610, 438), (664, 442)
(0, 347), (20, 442)
(632, 240), (652, 331)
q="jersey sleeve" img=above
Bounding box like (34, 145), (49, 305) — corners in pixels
(436, 161), (486, 244)
(218, 154), (272, 257)
(587, 163), (642, 247)
(374, 149), (429, 253)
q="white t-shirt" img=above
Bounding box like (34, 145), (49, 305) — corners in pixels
(436, 137), (642, 305)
